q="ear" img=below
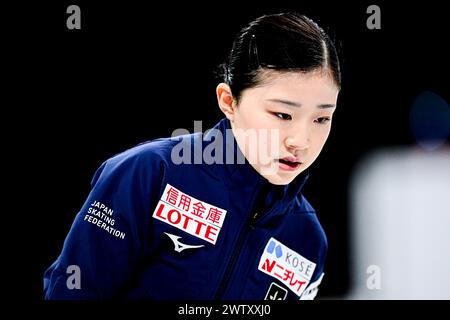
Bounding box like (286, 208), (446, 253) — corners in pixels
(216, 83), (237, 122)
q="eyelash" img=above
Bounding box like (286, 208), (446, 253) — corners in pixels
(314, 117), (331, 125)
(273, 113), (331, 125)
(273, 113), (292, 121)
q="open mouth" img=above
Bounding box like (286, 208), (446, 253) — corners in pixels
(278, 158), (301, 169)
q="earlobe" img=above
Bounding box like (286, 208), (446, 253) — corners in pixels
(216, 83), (236, 121)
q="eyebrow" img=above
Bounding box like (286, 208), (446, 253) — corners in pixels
(267, 99), (336, 109)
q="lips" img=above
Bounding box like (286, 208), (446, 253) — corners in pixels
(278, 156), (302, 170)
(280, 156), (300, 164)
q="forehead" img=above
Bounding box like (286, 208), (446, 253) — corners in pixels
(251, 70), (339, 103)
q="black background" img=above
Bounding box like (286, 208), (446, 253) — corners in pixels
(5, 0), (449, 302)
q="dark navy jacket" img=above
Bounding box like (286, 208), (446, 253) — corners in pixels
(43, 118), (327, 300)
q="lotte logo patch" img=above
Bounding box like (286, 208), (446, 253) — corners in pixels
(152, 184), (227, 245)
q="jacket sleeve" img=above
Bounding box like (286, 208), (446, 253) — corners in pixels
(43, 149), (163, 299)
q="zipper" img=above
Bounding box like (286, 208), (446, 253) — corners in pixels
(249, 212), (260, 229)
(213, 184), (264, 299)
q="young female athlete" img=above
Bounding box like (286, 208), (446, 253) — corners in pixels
(44, 12), (340, 300)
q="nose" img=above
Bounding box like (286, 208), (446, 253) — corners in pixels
(285, 124), (310, 151)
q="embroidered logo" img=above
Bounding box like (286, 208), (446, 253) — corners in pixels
(264, 282), (288, 300)
(164, 232), (205, 253)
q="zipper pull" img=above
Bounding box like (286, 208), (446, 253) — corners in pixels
(250, 212), (260, 229)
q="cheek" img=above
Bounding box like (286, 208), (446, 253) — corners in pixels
(247, 114), (267, 131)
(240, 105), (274, 129)
(253, 129), (278, 155)
(312, 128), (331, 151)
(265, 129), (282, 156)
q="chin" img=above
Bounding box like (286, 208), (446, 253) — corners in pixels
(256, 163), (300, 185)
(264, 174), (296, 186)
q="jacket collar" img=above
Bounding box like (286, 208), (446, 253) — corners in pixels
(203, 118), (309, 213)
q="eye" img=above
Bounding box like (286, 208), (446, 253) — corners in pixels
(273, 112), (292, 121)
(315, 117), (331, 124)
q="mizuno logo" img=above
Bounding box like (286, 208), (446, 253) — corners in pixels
(164, 232), (205, 253)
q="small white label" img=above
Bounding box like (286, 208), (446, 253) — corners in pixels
(258, 237), (316, 297)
